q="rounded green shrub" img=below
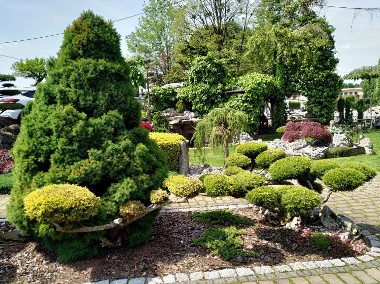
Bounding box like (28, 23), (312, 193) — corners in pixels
(150, 188), (169, 204)
(276, 126), (286, 134)
(203, 174), (231, 197)
(310, 159), (340, 179)
(7, 11), (168, 262)
(280, 186), (321, 216)
(229, 172), (265, 197)
(224, 165), (245, 176)
(245, 186), (282, 210)
(149, 132), (186, 172)
(322, 168), (366, 191)
(226, 153), (251, 169)
(163, 175), (203, 198)
(340, 162), (377, 181)
(236, 142), (268, 160)
(119, 200), (146, 220)
(255, 149), (286, 169)
(268, 156), (311, 181)
(24, 184), (100, 223)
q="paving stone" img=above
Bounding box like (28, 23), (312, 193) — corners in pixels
(340, 257), (361, 264)
(128, 278), (146, 284)
(217, 268), (237, 278)
(289, 262), (306, 270)
(301, 261), (318, 269)
(361, 230), (372, 236)
(367, 235), (379, 241)
(320, 274), (345, 284)
(92, 281), (110, 284)
(357, 255), (374, 262)
(365, 268), (380, 281)
(204, 270), (221, 280)
(370, 240), (380, 247)
(110, 279), (128, 284)
(336, 272), (361, 284)
(162, 274), (176, 283)
(257, 280), (274, 284)
(329, 259), (346, 267)
(175, 273), (189, 282)
(371, 247), (380, 253)
(314, 260), (333, 268)
(275, 279), (291, 284)
(236, 267), (255, 276)
(306, 275), (327, 284)
(366, 251), (380, 257)
(189, 271), (204, 281)
(146, 277), (163, 284)
(272, 265), (293, 272)
(290, 277), (309, 284)
(253, 266), (274, 274)
(351, 270), (378, 283)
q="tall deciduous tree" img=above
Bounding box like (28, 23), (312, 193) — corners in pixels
(247, 0), (341, 124)
(11, 57), (47, 85)
(126, 0), (178, 84)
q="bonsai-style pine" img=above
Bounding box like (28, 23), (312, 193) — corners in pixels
(7, 11), (168, 262)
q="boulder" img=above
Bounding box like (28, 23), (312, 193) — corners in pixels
(332, 133), (352, 147)
(359, 137), (374, 155)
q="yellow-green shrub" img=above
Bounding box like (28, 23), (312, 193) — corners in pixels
(149, 132), (186, 172)
(255, 149), (286, 168)
(229, 172), (265, 197)
(310, 160), (340, 178)
(24, 184), (100, 224)
(226, 153), (251, 169)
(340, 162), (377, 181)
(224, 166), (245, 176)
(119, 200), (146, 220)
(203, 174), (231, 197)
(236, 142), (268, 159)
(150, 188), (169, 204)
(268, 156), (311, 181)
(163, 175), (203, 198)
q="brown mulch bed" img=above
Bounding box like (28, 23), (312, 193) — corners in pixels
(0, 207), (368, 284)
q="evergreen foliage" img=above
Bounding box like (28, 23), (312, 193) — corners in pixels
(255, 149), (286, 169)
(322, 168), (366, 191)
(268, 156), (311, 181)
(7, 11), (168, 262)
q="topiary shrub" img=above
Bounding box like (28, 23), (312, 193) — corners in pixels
(340, 162), (377, 181)
(229, 172), (265, 197)
(24, 184), (100, 223)
(245, 186), (283, 210)
(119, 200), (146, 220)
(268, 156), (311, 181)
(149, 132), (186, 172)
(322, 168), (366, 191)
(255, 149), (286, 169)
(226, 153), (251, 169)
(163, 175), (203, 199)
(310, 160), (340, 179)
(150, 188), (169, 204)
(7, 11), (168, 262)
(203, 174), (231, 197)
(235, 142), (268, 160)
(224, 165), (245, 176)
(276, 126), (285, 134)
(280, 186), (321, 216)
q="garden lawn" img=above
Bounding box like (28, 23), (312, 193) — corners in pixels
(327, 130), (380, 172)
(0, 172), (12, 194)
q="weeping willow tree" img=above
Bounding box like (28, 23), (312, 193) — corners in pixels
(192, 107), (248, 166)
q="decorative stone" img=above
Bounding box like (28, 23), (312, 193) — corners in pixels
(359, 137), (374, 155)
(178, 141), (189, 175)
(332, 133), (352, 147)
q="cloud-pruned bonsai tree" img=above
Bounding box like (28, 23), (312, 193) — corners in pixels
(7, 10), (168, 262)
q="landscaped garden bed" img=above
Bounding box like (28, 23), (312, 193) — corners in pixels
(0, 207), (369, 284)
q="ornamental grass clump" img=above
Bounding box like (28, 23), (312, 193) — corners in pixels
(268, 156), (311, 181)
(7, 11), (168, 262)
(163, 175), (203, 199)
(322, 168), (366, 191)
(255, 149), (286, 169)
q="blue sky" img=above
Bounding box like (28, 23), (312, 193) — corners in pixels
(0, 0), (379, 87)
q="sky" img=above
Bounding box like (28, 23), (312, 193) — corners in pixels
(0, 0), (379, 87)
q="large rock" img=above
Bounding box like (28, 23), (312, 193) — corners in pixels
(162, 109), (200, 143)
(332, 133), (352, 147)
(359, 137), (374, 155)
(178, 141), (189, 175)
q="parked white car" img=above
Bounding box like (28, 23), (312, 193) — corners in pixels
(0, 89), (35, 125)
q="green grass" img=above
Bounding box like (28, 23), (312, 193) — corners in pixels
(0, 172), (13, 194)
(190, 210), (255, 226)
(327, 130), (380, 172)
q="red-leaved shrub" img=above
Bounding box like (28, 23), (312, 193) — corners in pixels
(0, 149), (13, 173)
(282, 121), (332, 143)
(140, 121), (153, 131)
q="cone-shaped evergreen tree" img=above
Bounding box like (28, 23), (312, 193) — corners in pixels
(7, 11), (168, 262)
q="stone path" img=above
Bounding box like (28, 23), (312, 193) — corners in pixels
(1, 176), (380, 283)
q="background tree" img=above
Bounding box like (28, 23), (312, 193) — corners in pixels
(193, 107), (248, 166)
(177, 53), (229, 116)
(126, 0), (178, 84)
(0, 74), (16, 82)
(246, 0), (341, 124)
(7, 11), (167, 262)
(336, 97), (345, 124)
(11, 57), (47, 85)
